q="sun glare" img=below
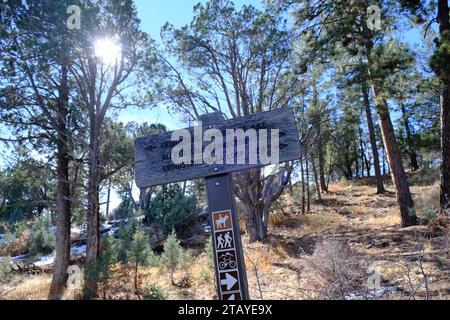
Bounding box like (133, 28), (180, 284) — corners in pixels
(94, 38), (122, 66)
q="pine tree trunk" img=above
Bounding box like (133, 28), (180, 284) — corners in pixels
(359, 127), (366, 178)
(134, 262), (140, 297)
(362, 84), (385, 193)
(312, 158), (322, 201)
(105, 179), (112, 217)
(305, 146), (311, 212)
(49, 60), (71, 299)
(316, 110), (327, 193)
(400, 102), (419, 171)
(245, 204), (267, 242)
(371, 87), (417, 227)
(49, 149), (71, 299)
(84, 113), (101, 299)
(438, 0), (450, 216)
(441, 84), (450, 216)
(354, 145), (360, 179)
(300, 153), (306, 215)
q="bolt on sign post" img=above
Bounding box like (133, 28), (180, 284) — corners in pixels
(134, 108), (301, 300)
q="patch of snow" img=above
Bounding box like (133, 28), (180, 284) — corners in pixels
(34, 255), (55, 267)
(71, 245), (86, 256)
(11, 255), (28, 263)
(71, 225), (83, 234)
(345, 286), (397, 300)
(101, 222), (113, 230)
(106, 228), (118, 237)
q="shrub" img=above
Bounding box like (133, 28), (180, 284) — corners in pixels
(161, 230), (190, 285)
(28, 214), (55, 255)
(97, 237), (117, 299)
(116, 223), (158, 296)
(146, 184), (197, 237)
(205, 238), (215, 272)
(200, 267), (213, 283)
(303, 238), (366, 300)
(142, 282), (166, 300)
(115, 214), (142, 264)
(0, 256), (13, 284)
(129, 228), (157, 295)
(0, 221), (29, 256)
(415, 184), (440, 224)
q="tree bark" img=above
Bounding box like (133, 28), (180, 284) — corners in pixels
(300, 154), (306, 215)
(316, 107), (327, 193)
(438, 0), (450, 216)
(400, 102), (419, 171)
(84, 110), (101, 299)
(236, 166), (292, 242)
(359, 127), (366, 178)
(312, 158), (322, 201)
(362, 84), (385, 193)
(49, 60), (71, 299)
(105, 179), (112, 217)
(370, 84), (417, 227)
(305, 146), (311, 212)
(354, 144), (360, 179)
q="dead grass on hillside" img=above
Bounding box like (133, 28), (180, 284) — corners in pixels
(2, 169), (449, 300)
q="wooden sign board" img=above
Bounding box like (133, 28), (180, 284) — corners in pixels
(135, 108), (301, 189)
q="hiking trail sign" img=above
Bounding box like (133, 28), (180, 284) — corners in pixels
(134, 108), (301, 300)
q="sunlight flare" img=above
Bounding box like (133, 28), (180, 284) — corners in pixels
(94, 38), (121, 66)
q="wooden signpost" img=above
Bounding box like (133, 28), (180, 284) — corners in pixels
(134, 108), (301, 300)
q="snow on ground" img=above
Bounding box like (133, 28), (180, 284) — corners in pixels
(11, 255), (28, 264)
(71, 245), (86, 256)
(345, 286), (398, 300)
(34, 255), (55, 267)
(70, 225), (83, 235)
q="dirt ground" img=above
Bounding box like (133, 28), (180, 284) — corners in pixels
(2, 169), (449, 300)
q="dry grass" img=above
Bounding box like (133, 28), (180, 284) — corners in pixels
(2, 169), (449, 300)
(2, 275), (51, 300)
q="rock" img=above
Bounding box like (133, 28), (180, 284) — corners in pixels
(338, 208), (353, 217)
(181, 234), (209, 247)
(195, 206), (209, 220)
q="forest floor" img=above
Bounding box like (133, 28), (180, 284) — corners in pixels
(1, 168), (449, 300)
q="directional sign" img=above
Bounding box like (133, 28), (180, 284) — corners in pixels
(133, 110), (302, 301)
(223, 293), (241, 300)
(220, 271), (240, 291)
(134, 108), (301, 189)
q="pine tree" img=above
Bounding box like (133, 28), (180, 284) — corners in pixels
(161, 230), (185, 286)
(129, 228), (156, 298)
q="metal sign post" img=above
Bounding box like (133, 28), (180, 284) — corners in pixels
(206, 174), (249, 300)
(199, 112), (249, 301)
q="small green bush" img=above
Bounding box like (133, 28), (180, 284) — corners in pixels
(161, 230), (191, 285)
(146, 184), (197, 237)
(416, 184), (440, 224)
(142, 282), (166, 300)
(97, 237), (118, 299)
(28, 214), (55, 255)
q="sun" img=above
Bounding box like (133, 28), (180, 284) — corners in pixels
(94, 38), (122, 66)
